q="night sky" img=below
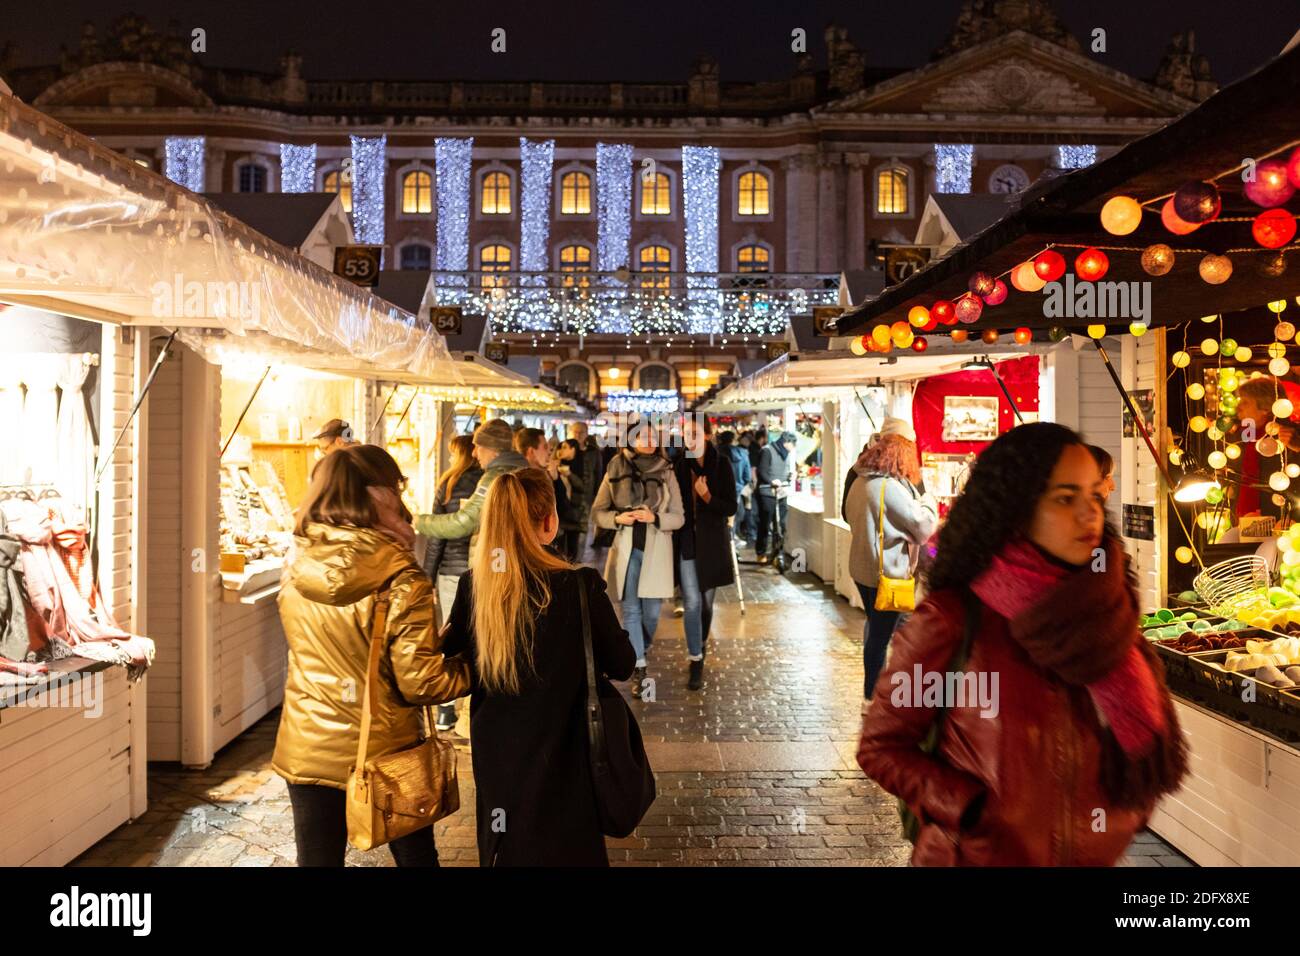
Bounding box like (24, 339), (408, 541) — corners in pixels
(3, 0), (1295, 86)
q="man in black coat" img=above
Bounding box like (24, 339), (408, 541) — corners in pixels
(672, 415), (737, 690)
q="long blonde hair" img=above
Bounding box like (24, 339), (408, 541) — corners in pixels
(470, 468), (571, 694)
(438, 434), (476, 500)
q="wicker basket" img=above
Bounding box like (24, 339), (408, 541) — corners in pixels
(1193, 554), (1271, 617)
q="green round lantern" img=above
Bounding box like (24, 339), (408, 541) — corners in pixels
(1215, 416), (1234, 432)
(1205, 486), (1226, 505)
(1048, 326), (1067, 342)
(1220, 376), (1237, 393)
(1220, 338), (1239, 357)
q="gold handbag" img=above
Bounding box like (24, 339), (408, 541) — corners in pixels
(346, 591), (460, 852)
(874, 479), (916, 613)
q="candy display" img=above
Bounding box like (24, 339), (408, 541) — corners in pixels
(1156, 631), (1251, 654)
(1222, 637), (1300, 673)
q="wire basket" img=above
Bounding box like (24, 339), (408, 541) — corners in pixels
(1193, 555), (1271, 617)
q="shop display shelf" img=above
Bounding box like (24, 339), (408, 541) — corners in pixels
(1179, 648), (1300, 736)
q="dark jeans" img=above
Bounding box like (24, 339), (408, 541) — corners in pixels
(856, 583), (902, 699)
(736, 493), (755, 541)
(287, 782), (439, 867)
(755, 495), (788, 558)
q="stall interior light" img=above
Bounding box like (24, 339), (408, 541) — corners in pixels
(1173, 470), (1222, 503)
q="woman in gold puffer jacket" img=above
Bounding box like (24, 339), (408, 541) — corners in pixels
(274, 444), (468, 867)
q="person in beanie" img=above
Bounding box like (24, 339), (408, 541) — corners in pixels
(415, 418), (529, 555)
(857, 423), (1188, 866)
(755, 430), (797, 565)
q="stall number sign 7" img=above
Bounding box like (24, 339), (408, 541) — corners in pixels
(333, 246), (382, 288)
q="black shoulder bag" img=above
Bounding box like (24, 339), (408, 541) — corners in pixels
(898, 589), (981, 844)
(579, 572), (657, 837)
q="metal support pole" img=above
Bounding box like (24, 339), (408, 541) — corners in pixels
(219, 365), (271, 460)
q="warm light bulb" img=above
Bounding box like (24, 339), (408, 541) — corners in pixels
(697, 368), (710, 380)
(608, 367), (621, 379)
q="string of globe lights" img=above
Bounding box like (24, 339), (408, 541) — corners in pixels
(850, 141), (1300, 358)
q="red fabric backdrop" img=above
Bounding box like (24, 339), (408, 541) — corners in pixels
(911, 355), (1041, 455)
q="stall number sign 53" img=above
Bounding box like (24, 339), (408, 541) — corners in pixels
(333, 246), (382, 288)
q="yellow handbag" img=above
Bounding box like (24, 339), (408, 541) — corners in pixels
(346, 591), (461, 852)
(874, 479), (916, 613)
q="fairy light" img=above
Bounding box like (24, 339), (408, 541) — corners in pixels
(434, 137), (474, 290)
(1057, 145), (1097, 169)
(606, 389), (680, 415)
(683, 145), (720, 335)
(279, 143), (316, 193)
(350, 135), (387, 247)
(596, 143), (633, 273)
(164, 136), (205, 192)
(935, 144), (974, 194)
(519, 138), (555, 275)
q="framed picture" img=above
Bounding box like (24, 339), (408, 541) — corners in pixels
(942, 395), (1000, 443)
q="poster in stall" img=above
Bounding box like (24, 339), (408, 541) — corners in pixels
(941, 396), (1000, 443)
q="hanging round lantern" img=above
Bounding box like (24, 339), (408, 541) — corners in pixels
(871, 324), (892, 348)
(1033, 250), (1067, 282)
(1200, 312), (1220, 323)
(1270, 299), (1289, 314)
(982, 279), (1008, 306)
(1286, 146), (1300, 189)
(1187, 383), (1205, 400)
(1010, 261), (1047, 292)
(1200, 338), (1219, 356)
(1140, 244), (1176, 276)
(1219, 376), (1237, 394)
(1267, 420), (1283, 436)
(981, 328), (1000, 344)
(1269, 341), (1288, 358)
(1161, 198), (1201, 235)
(968, 271), (997, 297)
(1130, 322), (1149, 337)
(1289, 464), (1300, 479)
(1189, 415), (1209, 432)
(1013, 327), (1032, 344)
(1074, 247), (1109, 281)
(1207, 426), (1225, 441)
(1259, 253), (1289, 278)
(1274, 397), (1295, 419)
(1271, 356), (1292, 376)
(1226, 443), (1241, 460)
(908, 305), (931, 328)
(1100, 195), (1143, 235)
(1087, 324), (1106, 339)
(891, 321), (914, 349)
(955, 295), (983, 324)
(850, 336), (869, 356)
(1277, 321), (1296, 341)
(1259, 436), (1281, 457)
(1169, 447), (1185, 466)
(1271, 472), (1292, 492)
(911, 336), (929, 353)
(1172, 350), (1191, 368)
(1220, 337), (1238, 358)
(931, 300), (956, 325)
(1244, 158), (1296, 207)
(950, 328), (969, 343)
(1252, 208), (1298, 249)
(1175, 547), (1194, 565)
(1208, 450), (1228, 470)
(1199, 254), (1233, 285)
(1207, 486), (1227, 505)
(1173, 181), (1221, 224)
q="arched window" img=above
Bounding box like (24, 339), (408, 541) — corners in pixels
(481, 170), (512, 215)
(638, 244), (672, 290)
(399, 243), (432, 271)
(237, 163), (267, 193)
(736, 244), (770, 273)
(737, 171), (770, 216)
(559, 243), (592, 288)
(560, 171), (593, 215)
(875, 164), (910, 216)
(635, 363), (674, 391)
(479, 243), (512, 288)
(323, 169), (352, 213)
(640, 172), (671, 216)
(557, 363), (594, 399)
(402, 170), (433, 214)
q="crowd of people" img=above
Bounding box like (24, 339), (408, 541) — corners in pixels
(270, 412), (1189, 869)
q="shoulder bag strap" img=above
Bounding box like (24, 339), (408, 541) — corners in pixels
(578, 571), (605, 772)
(877, 478), (888, 571)
(354, 588), (392, 776)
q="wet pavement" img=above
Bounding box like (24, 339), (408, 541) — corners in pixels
(72, 542), (1191, 867)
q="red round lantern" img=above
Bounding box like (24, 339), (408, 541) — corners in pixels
(911, 336), (929, 353)
(968, 271), (997, 297)
(921, 311), (940, 332)
(1033, 250), (1067, 282)
(931, 300), (956, 325)
(1161, 198), (1200, 235)
(1014, 327), (1032, 344)
(1287, 146), (1300, 190)
(1252, 208), (1298, 250)
(1074, 247), (1109, 282)
(955, 295), (983, 324)
(950, 328), (969, 343)
(982, 279), (1008, 306)
(1245, 158), (1296, 208)
(981, 328), (1001, 344)
(1173, 181), (1221, 224)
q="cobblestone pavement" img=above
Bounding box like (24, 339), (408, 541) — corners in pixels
(72, 541), (1191, 867)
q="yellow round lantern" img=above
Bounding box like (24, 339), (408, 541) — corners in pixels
(1087, 324), (1106, 339)
(1269, 341), (1288, 358)
(1100, 195), (1143, 235)
(1271, 356), (1292, 376)
(1189, 415), (1209, 433)
(1274, 398), (1295, 419)
(1200, 338), (1219, 356)
(1226, 443), (1241, 460)
(1269, 300), (1288, 314)
(1207, 426), (1225, 441)
(850, 336), (868, 356)
(1186, 383), (1205, 400)
(1010, 261), (1047, 292)
(1172, 350), (1191, 368)
(1175, 546), (1194, 565)
(1271, 471), (1292, 492)
(892, 322), (915, 349)
(1200, 313), (1220, 324)
(871, 324), (891, 348)
(1208, 450), (1228, 470)
(1288, 464), (1300, 479)
(1235, 346), (1254, 362)
(1129, 322), (1148, 337)
(1169, 447), (1185, 466)
(908, 305), (931, 328)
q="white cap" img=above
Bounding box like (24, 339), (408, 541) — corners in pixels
(878, 416), (916, 443)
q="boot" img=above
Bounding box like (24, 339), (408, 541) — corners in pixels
(631, 666), (648, 699)
(687, 658), (704, 691)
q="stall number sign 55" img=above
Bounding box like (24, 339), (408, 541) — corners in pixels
(333, 246), (382, 287)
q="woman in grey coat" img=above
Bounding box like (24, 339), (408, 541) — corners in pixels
(844, 421), (938, 699)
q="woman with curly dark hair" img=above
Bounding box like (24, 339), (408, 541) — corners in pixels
(857, 422), (1187, 866)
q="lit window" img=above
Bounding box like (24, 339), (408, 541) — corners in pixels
(323, 170), (352, 213)
(737, 244), (770, 273)
(560, 171), (592, 215)
(559, 244), (592, 288)
(481, 171), (512, 215)
(400, 244), (432, 271)
(402, 170), (433, 214)
(877, 167), (908, 215)
(641, 172), (671, 215)
(737, 171), (770, 216)
(238, 164), (267, 193)
(480, 244), (512, 288)
(638, 244), (671, 290)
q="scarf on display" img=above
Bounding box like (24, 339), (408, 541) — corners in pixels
(970, 533), (1188, 809)
(607, 449), (672, 513)
(367, 486), (416, 551)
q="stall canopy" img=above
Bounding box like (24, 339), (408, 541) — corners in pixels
(0, 91), (453, 380)
(835, 43), (1300, 335)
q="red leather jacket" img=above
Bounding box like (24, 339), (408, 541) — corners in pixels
(857, 589), (1150, 866)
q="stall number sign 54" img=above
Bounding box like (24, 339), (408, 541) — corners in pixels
(333, 246), (382, 287)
